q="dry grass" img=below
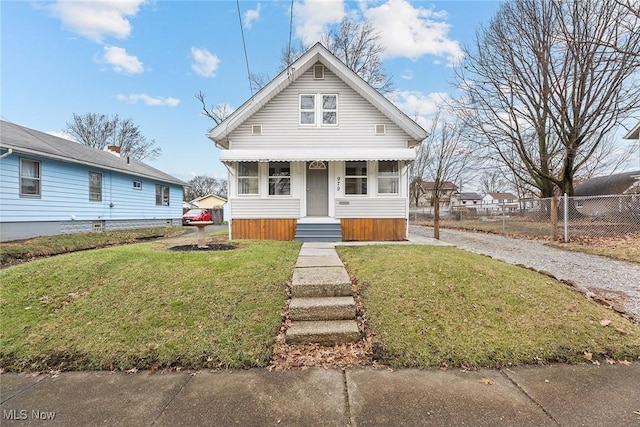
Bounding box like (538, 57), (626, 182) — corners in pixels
(548, 234), (640, 264)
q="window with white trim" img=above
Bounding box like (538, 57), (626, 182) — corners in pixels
(238, 162), (259, 195)
(299, 94), (338, 126)
(345, 161), (367, 195)
(268, 162), (290, 196)
(89, 172), (102, 201)
(155, 185), (170, 206)
(133, 180), (142, 190)
(19, 158), (41, 197)
(378, 161), (398, 194)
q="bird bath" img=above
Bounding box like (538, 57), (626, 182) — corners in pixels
(185, 221), (214, 248)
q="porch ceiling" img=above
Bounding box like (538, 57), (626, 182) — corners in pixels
(219, 148), (417, 162)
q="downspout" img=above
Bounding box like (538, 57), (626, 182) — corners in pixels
(222, 161), (233, 240)
(0, 148), (13, 159)
(403, 160), (413, 240)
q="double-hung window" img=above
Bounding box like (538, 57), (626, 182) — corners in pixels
(89, 172), (102, 201)
(155, 185), (170, 206)
(238, 162), (259, 195)
(268, 162), (290, 196)
(19, 158), (41, 197)
(345, 161), (367, 195)
(378, 161), (399, 194)
(299, 94), (338, 126)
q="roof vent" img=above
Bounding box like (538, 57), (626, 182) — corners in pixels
(313, 64), (324, 80)
(375, 124), (386, 135)
(252, 125), (262, 135)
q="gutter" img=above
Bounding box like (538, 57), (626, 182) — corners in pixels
(0, 148), (13, 159)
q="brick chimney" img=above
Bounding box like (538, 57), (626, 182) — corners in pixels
(106, 145), (121, 156)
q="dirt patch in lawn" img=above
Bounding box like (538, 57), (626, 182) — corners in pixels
(169, 243), (237, 252)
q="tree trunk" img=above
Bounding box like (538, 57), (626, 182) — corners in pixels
(434, 197), (440, 240)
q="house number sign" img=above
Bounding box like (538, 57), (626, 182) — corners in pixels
(336, 176), (341, 191)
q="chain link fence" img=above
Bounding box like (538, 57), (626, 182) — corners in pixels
(410, 194), (640, 241)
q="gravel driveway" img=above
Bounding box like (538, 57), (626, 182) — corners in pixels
(409, 225), (640, 322)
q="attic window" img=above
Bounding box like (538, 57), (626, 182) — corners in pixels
(314, 64), (324, 79)
(252, 125), (262, 135)
(375, 124), (386, 135)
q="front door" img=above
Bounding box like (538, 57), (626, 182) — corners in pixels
(306, 162), (328, 216)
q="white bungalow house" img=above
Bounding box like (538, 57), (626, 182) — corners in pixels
(481, 192), (519, 214)
(207, 43), (427, 241)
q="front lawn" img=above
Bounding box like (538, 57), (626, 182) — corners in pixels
(337, 245), (640, 368)
(0, 237), (300, 371)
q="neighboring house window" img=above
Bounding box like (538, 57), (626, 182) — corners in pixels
(19, 158), (41, 197)
(268, 162), (291, 196)
(299, 94), (338, 126)
(89, 172), (102, 201)
(156, 185), (170, 206)
(133, 180), (142, 190)
(238, 162), (259, 195)
(378, 161), (398, 194)
(345, 161), (367, 195)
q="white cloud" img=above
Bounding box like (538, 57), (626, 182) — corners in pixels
(363, 0), (463, 65)
(400, 69), (414, 80)
(101, 46), (144, 74)
(116, 94), (180, 107)
(190, 47), (220, 78)
(391, 90), (451, 127)
(46, 0), (147, 43)
(244, 3), (261, 29)
(294, 0), (344, 45)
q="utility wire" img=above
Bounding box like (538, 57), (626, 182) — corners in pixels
(236, 0), (253, 96)
(287, 0), (294, 68)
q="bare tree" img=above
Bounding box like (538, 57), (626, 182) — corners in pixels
(184, 175), (227, 201)
(321, 18), (393, 94)
(479, 170), (509, 195)
(66, 113), (161, 161)
(412, 112), (472, 238)
(196, 91), (234, 126)
(455, 0), (640, 197)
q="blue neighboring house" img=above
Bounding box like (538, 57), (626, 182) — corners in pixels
(0, 120), (186, 241)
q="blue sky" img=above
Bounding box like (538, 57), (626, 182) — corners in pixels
(0, 0), (551, 185)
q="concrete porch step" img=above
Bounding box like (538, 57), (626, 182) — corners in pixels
(291, 266), (353, 297)
(285, 320), (361, 345)
(289, 296), (356, 321)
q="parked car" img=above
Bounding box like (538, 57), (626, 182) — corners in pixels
(182, 209), (212, 225)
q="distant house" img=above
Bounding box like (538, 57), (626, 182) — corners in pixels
(454, 192), (483, 211)
(0, 120), (185, 241)
(207, 43), (427, 241)
(481, 192), (519, 214)
(189, 194), (227, 223)
(573, 170), (640, 216)
(416, 181), (458, 207)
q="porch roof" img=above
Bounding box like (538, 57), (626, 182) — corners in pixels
(219, 148), (417, 162)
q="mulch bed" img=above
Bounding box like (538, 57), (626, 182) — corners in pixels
(169, 244), (237, 252)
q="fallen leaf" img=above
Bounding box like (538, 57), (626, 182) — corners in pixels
(618, 360), (632, 366)
(583, 351), (593, 361)
(599, 319), (612, 327)
(480, 378), (495, 385)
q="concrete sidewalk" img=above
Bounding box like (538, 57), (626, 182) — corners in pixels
(2, 363), (639, 426)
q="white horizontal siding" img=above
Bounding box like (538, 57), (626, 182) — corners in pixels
(228, 63), (411, 151)
(335, 198), (407, 218)
(230, 198), (301, 218)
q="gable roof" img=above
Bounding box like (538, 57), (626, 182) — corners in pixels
(486, 192), (518, 199)
(191, 194), (227, 204)
(208, 43), (427, 149)
(1, 120), (185, 186)
(458, 192), (483, 200)
(420, 181), (458, 191)
(574, 170), (640, 196)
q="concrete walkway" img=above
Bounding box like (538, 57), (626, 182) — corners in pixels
(2, 237), (639, 426)
(2, 363), (639, 426)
